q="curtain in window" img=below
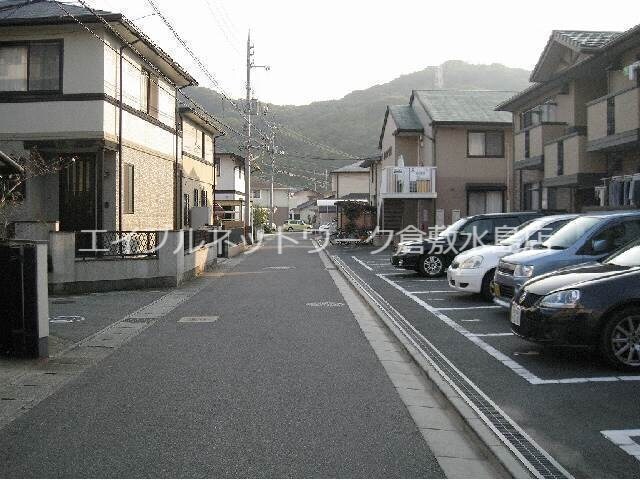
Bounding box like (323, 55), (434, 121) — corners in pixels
(468, 133), (485, 156)
(0, 46), (27, 91)
(29, 43), (60, 91)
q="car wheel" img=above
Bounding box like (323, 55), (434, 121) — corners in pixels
(287, 227), (294, 232)
(418, 255), (444, 277)
(600, 308), (640, 370)
(480, 269), (496, 300)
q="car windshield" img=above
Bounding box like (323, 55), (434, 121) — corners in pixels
(437, 218), (468, 237)
(605, 241), (640, 267)
(542, 217), (601, 250)
(498, 220), (537, 246)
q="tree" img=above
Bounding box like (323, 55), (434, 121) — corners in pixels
(0, 148), (75, 240)
(252, 205), (271, 232)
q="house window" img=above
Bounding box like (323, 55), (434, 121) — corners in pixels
(252, 190), (261, 199)
(200, 189), (208, 207)
(123, 163), (134, 214)
(214, 157), (220, 176)
(607, 96), (616, 136)
(557, 141), (564, 176)
(201, 132), (206, 159)
(183, 193), (190, 226)
(0, 41), (62, 92)
(193, 189), (198, 207)
(524, 130), (530, 158)
(467, 131), (504, 158)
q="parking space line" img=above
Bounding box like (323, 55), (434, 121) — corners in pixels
(377, 273), (640, 385)
(471, 333), (515, 338)
(438, 306), (502, 311)
(601, 430), (640, 462)
(351, 256), (373, 271)
(408, 291), (458, 294)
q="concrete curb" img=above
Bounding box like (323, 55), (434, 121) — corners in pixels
(327, 253), (534, 479)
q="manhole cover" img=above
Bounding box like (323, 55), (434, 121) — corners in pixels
(49, 316), (85, 324)
(178, 316), (219, 323)
(306, 302), (345, 308)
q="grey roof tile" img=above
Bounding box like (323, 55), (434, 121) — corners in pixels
(413, 90), (515, 124)
(389, 105), (423, 132)
(0, 0), (112, 21)
(554, 30), (621, 50)
(331, 161), (370, 174)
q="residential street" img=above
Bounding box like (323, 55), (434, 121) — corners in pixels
(0, 235), (451, 478)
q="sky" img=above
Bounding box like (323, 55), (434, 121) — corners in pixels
(91, 0), (638, 106)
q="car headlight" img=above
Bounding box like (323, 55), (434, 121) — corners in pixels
(399, 245), (422, 254)
(540, 290), (581, 309)
(513, 264), (535, 278)
(459, 255), (484, 269)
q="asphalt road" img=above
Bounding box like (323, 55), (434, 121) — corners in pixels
(0, 236), (442, 478)
(330, 244), (640, 479)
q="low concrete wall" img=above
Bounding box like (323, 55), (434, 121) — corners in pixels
(49, 231), (218, 294)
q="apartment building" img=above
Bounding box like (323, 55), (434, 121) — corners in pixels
(0, 0), (201, 234)
(373, 90), (514, 231)
(497, 26), (640, 212)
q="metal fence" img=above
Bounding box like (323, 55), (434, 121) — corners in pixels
(75, 231), (159, 259)
(183, 229), (215, 254)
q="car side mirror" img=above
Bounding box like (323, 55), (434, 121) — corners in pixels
(591, 239), (610, 254)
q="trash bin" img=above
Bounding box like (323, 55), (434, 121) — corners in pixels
(0, 242), (49, 358)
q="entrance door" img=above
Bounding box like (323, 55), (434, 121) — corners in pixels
(468, 190), (504, 215)
(59, 154), (97, 231)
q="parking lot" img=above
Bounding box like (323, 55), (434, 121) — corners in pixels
(329, 244), (640, 478)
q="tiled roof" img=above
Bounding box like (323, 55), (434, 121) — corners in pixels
(412, 90), (515, 124)
(339, 193), (369, 201)
(0, 0), (112, 21)
(331, 161), (370, 174)
(554, 30), (622, 51)
(388, 105), (423, 132)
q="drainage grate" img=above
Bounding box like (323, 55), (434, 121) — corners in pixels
(332, 256), (571, 480)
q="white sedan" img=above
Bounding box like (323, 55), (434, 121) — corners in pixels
(446, 214), (576, 299)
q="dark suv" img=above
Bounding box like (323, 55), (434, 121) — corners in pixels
(391, 212), (543, 277)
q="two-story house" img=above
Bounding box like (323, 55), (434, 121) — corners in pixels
(497, 27), (640, 212)
(330, 162), (370, 200)
(374, 90), (515, 231)
(251, 181), (292, 226)
(0, 0), (197, 233)
(213, 150), (246, 223)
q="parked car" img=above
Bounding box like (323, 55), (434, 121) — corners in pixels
(510, 239), (640, 370)
(318, 221), (337, 233)
(493, 211), (640, 307)
(283, 219), (311, 232)
(391, 212), (543, 277)
(447, 214), (576, 298)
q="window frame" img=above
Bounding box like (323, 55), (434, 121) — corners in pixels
(0, 39), (63, 95)
(123, 163), (134, 214)
(466, 130), (505, 158)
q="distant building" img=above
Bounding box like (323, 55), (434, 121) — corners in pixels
(373, 90), (515, 231)
(251, 182), (293, 226)
(330, 162), (370, 199)
(213, 151), (246, 223)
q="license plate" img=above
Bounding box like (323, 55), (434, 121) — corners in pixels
(511, 305), (522, 326)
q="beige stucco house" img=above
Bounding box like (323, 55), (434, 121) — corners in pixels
(330, 162), (370, 200)
(213, 151), (246, 223)
(251, 181), (293, 226)
(0, 1), (202, 235)
(497, 26), (640, 212)
(372, 90), (515, 231)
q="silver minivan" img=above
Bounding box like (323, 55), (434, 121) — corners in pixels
(493, 211), (640, 307)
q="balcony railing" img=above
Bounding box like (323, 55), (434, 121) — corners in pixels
(75, 231), (159, 259)
(380, 166), (437, 197)
(513, 123), (566, 169)
(587, 87), (640, 150)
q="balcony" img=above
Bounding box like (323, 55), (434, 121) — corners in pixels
(587, 86), (640, 152)
(380, 166), (437, 198)
(513, 123), (567, 170)
(542, 133), (605, 188)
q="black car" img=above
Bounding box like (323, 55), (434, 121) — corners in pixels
(510, 239), (640, 370)
(391, 212), (543, 277)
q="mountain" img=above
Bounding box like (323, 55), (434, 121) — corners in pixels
(187, 60), (531, 190)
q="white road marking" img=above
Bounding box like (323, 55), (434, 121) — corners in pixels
(461, 319), (483, 323)
(601, 430), (640, 462)
(471, 333), (514, 337)
(408, 290), (457, 294)
(178, 316), (219, 323)
(351, 256), (373, 271)
(377, 273), (640, 385)
(438, 306), (502, 311)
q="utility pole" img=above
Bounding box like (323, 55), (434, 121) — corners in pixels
(243, 30), (269, 241)
(269, 130), (276, 228)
